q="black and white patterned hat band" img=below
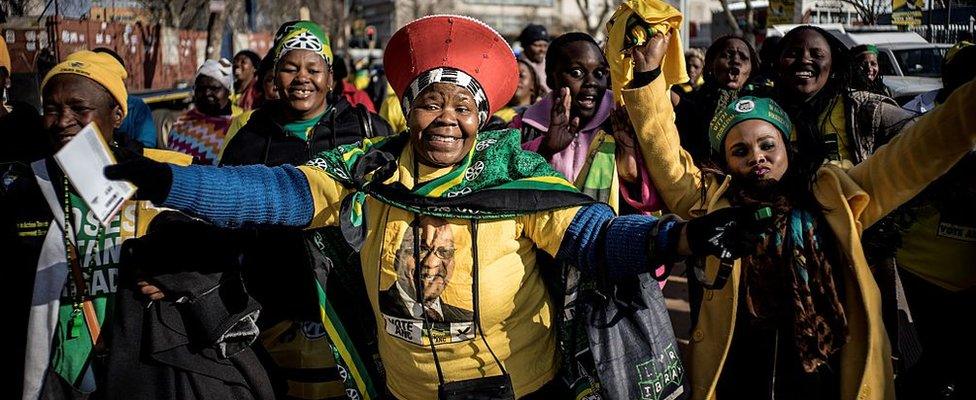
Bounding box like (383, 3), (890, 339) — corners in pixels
(400, 68), (490, 127)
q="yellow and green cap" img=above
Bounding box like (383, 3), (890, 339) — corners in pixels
(709, 96), (792, 154)
(272, 20), (333, 66)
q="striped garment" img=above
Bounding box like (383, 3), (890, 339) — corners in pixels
(167, 108), (233, 165)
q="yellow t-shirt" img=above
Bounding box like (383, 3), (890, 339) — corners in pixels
(297, 147), (578, 399)
(897, 201), (976, 291)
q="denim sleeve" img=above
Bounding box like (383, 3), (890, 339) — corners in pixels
(162, 164), (314, 228)
(555, 203), (682, 281)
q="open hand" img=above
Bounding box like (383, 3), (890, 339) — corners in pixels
(541, 87), (580, 159)
(631, 29), (672, 73)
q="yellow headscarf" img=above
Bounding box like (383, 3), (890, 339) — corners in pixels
(41, 50), (128, 116)
(605, 0), (688, 106)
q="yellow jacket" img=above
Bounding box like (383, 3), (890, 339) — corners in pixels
(622, 76), (976, 400)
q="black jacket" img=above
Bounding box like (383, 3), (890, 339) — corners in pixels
(1, 161), (49, 399)
(105, 216), (273, 400)
(219, 97), (392, 167)
(215, 97), (388, 397)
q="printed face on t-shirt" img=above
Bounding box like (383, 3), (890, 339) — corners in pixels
(395, 215), (457, 304)
(379, 215), (476, 345)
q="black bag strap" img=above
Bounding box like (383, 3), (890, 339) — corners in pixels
(355, 103), (376, 139)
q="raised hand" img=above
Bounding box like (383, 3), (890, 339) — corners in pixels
(631, 29), (672, 74)
(540, 87), (580, 160)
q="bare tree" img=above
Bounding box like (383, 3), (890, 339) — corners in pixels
(836, 0), (889, 25)
(1, 0), (44, 22)
(572, 0), (616, 37)
(407, 0), (455, 20)
(136, 0), (210, 29)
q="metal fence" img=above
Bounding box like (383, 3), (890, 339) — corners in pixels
(908, 23), (975, 44)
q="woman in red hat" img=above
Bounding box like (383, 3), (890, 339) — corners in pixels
(106, 15), (762, 399)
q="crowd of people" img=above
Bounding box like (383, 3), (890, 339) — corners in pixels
(2, 1), (975, 399)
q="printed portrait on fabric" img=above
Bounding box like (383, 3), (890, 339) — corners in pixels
(379, 215), (475, 345)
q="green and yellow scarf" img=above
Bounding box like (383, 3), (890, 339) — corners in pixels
(305, 128), (594, 220)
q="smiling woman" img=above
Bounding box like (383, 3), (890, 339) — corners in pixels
(624, 31), (976, 399)
(772, 25), (916, 169)
(407, 83), (480, 167)
(275, 49), (332, 121)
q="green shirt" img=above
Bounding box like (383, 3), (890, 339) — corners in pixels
(282, 109), (328, 141)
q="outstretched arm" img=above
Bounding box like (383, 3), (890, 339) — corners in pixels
(106, 159), (347, 229)
(620, 32), (706, 219)
(524, 204), (759, 282)
(163, 164), (315, 228)
(849, 80), (976, 229)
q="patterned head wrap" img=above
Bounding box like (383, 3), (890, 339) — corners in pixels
(400, 67), (490, 128)
(196, 58), (234, 93)
(709, 96), (792, 154)
(272, 20), (333, 66)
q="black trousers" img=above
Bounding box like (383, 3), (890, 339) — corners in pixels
(897, 270), (976, 400)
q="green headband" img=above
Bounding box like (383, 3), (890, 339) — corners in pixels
(709, 96), (793, 154)
(272, 20), (333, 65)
(852, 44), (878, 57)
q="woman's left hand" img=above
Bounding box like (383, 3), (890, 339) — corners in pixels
(680, 206), (771, 258)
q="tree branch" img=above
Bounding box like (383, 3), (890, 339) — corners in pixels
(718, 0), (743, 36)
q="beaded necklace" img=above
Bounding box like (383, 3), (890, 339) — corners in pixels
(62, 176), (103, 339)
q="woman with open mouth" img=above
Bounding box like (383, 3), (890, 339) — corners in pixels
(625, 29), (976, 400)
(674, 35), (762, 164)
(518, 32), (661, 218)
(850, 44), (892, 97)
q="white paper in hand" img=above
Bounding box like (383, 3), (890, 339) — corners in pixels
(54, 123), (136, 227)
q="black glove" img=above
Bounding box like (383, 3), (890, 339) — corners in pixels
(104, 153), (172, 203)
(684, 206), (771, 259)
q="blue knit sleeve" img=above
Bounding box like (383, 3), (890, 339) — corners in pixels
(555, 204), (683, 281)
(162, 164), (314, 228)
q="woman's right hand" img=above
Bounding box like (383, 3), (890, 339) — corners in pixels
(540, 87), (580, 159)
(631, 29), (672, 74)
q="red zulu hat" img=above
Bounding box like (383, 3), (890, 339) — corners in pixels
(384, 15), (518, 126)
